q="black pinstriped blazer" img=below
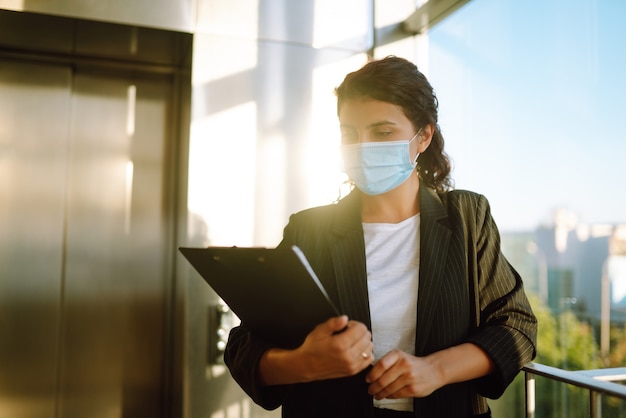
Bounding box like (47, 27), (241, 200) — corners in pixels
(225, 186), (537, 418)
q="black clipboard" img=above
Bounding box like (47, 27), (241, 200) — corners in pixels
(179, 245), (342, 348)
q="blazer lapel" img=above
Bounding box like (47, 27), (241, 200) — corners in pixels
(415, 186), (452, 355)
(328, 192), (372, 328)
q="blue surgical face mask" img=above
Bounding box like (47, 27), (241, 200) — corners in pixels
(340, 131), (420, 195)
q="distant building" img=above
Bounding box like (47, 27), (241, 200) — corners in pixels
(501, 209), (626, 325)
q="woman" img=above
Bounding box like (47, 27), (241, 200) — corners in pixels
(225, 56), (537, 418)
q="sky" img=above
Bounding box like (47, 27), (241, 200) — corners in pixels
(426, 0), (626, 232)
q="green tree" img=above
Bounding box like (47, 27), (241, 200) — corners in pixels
(604, 324), (626, 414)
(608, 324), (626, 367)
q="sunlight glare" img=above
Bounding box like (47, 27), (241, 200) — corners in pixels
(312, 0), (369, 49)
(306, 56), (367, 207)
(188, 102), (257, 246)
(192, 36), (257, 86)
(609, 256), (626, 305)
(0, 1), (24, 11)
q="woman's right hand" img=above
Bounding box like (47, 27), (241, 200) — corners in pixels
(258, 315), (374, 386)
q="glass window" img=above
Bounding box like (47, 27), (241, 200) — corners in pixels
(427, 1), (626, 416)
(429, 0), (626, 231)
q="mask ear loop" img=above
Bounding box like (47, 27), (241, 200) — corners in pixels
(410, 128), (423, 164)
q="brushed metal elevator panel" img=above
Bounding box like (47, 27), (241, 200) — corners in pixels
(57, 72), (172, 418)
(0, 62), (175, 418)
(0, 59), (72, 418)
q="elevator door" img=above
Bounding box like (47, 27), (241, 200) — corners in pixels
(0, 58), (177, 417)
(0, 59), (70, 418)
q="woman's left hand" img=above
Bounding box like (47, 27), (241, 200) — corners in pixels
(365, 343), (496, 400)
(365, 349), (443, 399)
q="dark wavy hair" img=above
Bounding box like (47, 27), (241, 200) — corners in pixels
(335, 56), (453, 192)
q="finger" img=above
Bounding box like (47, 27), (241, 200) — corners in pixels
(368, 365), (408, 400)
(356, 341), (374, 363)
(367, 356), (408, 398)
(345, 320), (369, 335)
(346, 324), (373, 359)
(336, 321), (370, 347)
(357, 339), (375, 362)
(315, 315), (348, 336)
(366, 350), (399, 383)
(329, 315), (349, 332)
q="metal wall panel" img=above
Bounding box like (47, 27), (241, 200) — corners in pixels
(0, 60), (71, 418)
(57, 72), (173, 417)
(0, 9), (191, 69)
(0, 0), (194, 32)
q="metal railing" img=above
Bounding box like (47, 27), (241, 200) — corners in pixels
(523, 363), (626, 418)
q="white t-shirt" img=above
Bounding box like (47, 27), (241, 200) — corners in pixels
(364, 214), (420, 412)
